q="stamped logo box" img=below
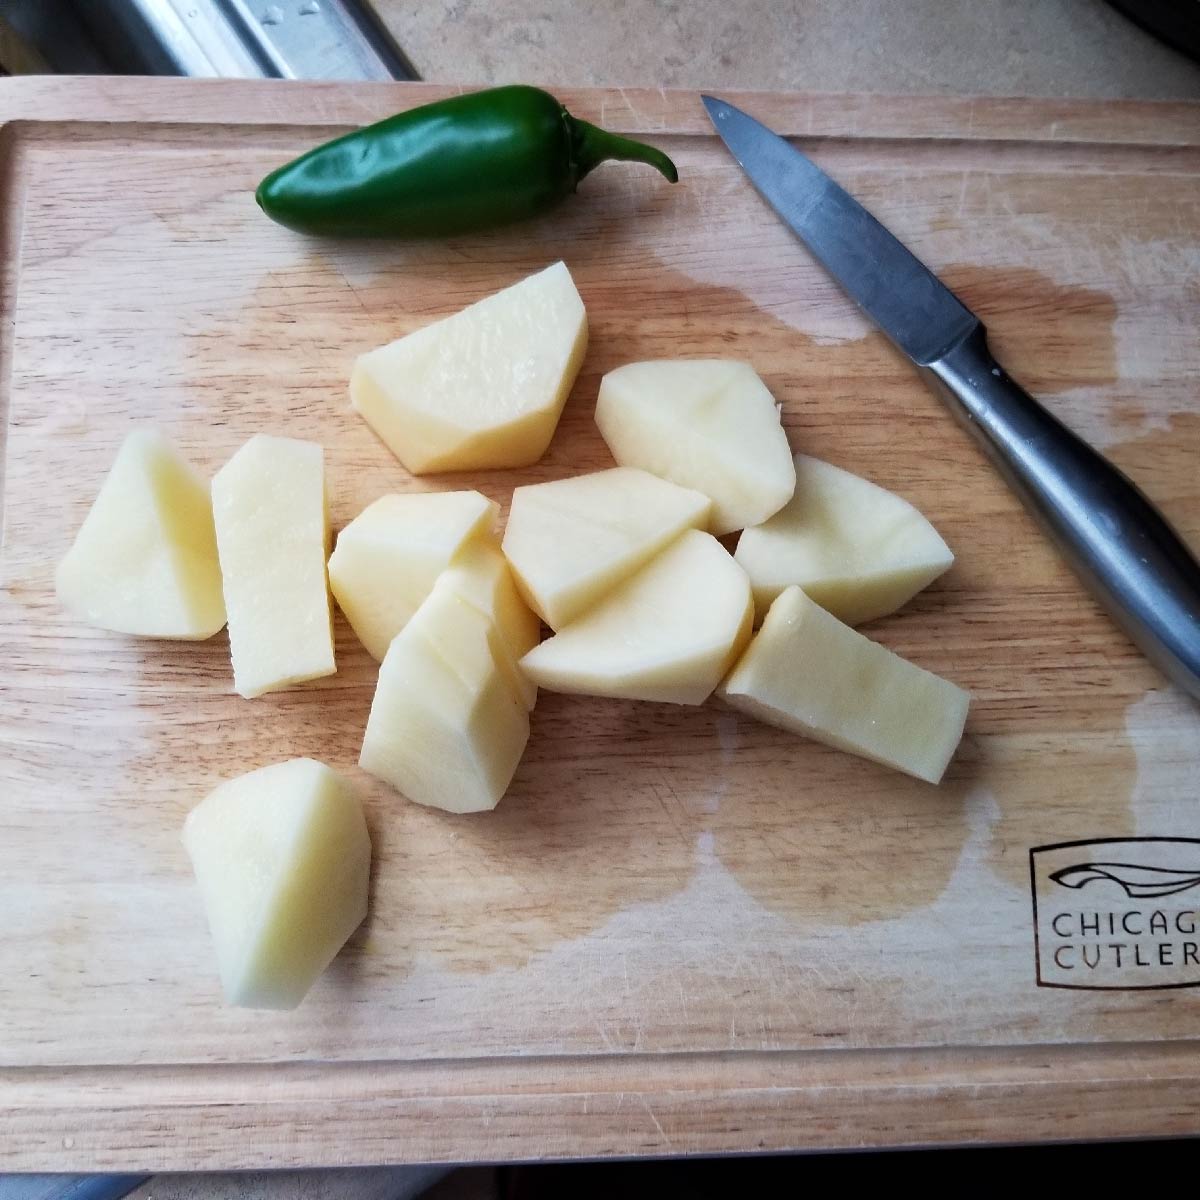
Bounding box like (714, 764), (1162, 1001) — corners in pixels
(1030, 838), (1200, 991)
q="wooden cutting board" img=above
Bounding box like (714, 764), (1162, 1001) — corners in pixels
(2, 78), (1199, 1171)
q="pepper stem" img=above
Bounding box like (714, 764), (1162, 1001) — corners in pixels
(568, 116), (679, 186)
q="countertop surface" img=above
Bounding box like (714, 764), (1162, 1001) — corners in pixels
(377, 0), (1200, 98)
(5, 1), (1199, 1198)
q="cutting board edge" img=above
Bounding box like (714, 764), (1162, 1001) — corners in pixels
(1, 76), (1198, 146)
(5, 1039), (1200, 1169)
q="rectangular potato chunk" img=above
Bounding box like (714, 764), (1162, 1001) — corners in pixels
(719, 586), (968, 783)
(212, 434), (335, 698)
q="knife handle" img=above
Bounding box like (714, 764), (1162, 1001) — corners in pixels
(923, 326), (1200, 701)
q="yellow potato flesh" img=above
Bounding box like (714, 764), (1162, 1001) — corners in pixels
(55, 429), (225, 639)
(327, 490), (497, 661)
(437, 541), (540, 709)
(718, 586), (968, 784)
(359, 585), (530, 813)
(182, 758), (370, 1011)
(211, 434), (335, 698)
(735, 454), (954, 624)
(351, 261), (587, 474)
(521, 530), (753, 705)
(595, 359), (796, 535)
(501, 467), (712, 629)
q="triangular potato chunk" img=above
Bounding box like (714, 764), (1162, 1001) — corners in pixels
(182, 758), (370, 1010)
(56, 430), (225, 639)
(502, 467), (711, 629)
(521, 530), (752, 705)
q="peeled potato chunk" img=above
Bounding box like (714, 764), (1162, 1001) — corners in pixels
(212, 434), (335, 699)
(521, 530), (752, 705)
(182, 758), (370, 1011)
(502, 467), (711, 629)
(438, 540), (540, 709)
(328, 490), (497, 661)
(351, 261), (587, 474)
(55, 430), (225, 639)
(595, 359), (796, 535)
(718, 586), (968, 784)
(359, 584), (530, 813)
(735, 454), (954, 624)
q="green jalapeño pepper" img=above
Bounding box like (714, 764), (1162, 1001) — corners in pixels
(256, 85), (678, 238)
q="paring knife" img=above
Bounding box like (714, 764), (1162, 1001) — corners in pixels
(702, 95), (1200, 701)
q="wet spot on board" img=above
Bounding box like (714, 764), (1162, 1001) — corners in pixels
(939, 263), (1118, 395)
(371, 695), (727, 973)
(708, 713), (978, 926)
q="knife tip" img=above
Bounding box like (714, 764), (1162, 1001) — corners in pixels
(700, 94), (727, 120)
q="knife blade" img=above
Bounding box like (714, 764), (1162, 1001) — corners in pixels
(701, 95), (977, 366)
(703, 95), (1200, 701)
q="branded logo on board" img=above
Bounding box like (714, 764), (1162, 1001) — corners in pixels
(1030, 838), (1200, 990)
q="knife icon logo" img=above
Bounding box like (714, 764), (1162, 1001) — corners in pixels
(1050, 862), (1200, 899)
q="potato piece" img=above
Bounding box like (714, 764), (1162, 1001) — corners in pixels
(328, 490), (497, 661)
(718, 586), (968, 784)
(55, 430), (225, 639)
(351, 261), (587, 473)
(735, 454), (954, 623)
(182, 758), (370, 1011)
(437, 541), (540, 709)
(212, 434), (335, 698)
(521, 530), (752, 705)
(502, 467), (711, 629)
(595, 359), (795, 535)
(359, 584), (529, 813)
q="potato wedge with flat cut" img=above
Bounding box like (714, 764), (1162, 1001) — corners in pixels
(351, 261), (587, 474)
(438, 540), (540, 709)
(718, 585), (969, 784)
(55, 430), (225, 640)
(735, 454), (954, 624)
(328, 490), (497, 661)
(360, 584), (530, 814)
(596, 359), (795, 535)
(521, 530), (752, 705)
(182, 758), (370, 1011)
(502, 466), (711, 629)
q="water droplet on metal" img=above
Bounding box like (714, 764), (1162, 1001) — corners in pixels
(261, 4), (284, 24)
(300, 0), (321, 13)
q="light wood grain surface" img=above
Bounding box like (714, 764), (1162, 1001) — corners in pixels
(1, 78), (1199, 1170)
